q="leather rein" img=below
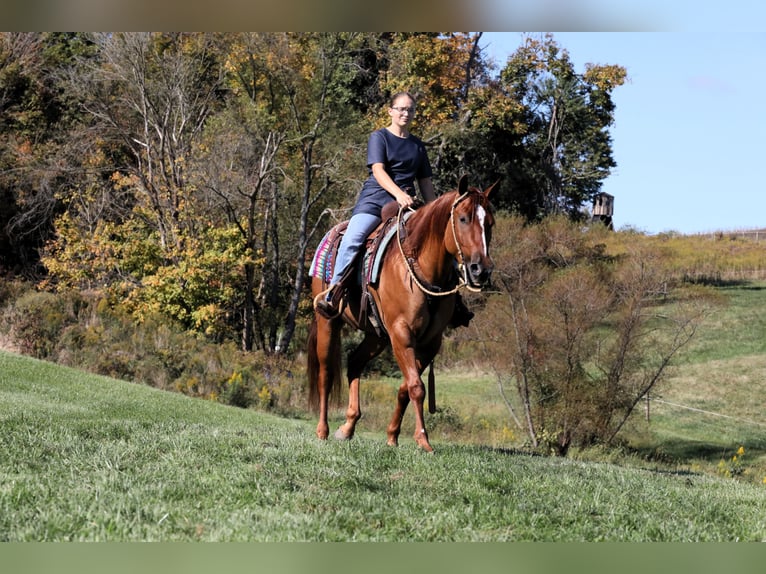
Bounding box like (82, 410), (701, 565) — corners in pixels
(395, 192), (484, 298)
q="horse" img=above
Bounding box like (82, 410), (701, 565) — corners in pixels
(306, 175), (497, 452)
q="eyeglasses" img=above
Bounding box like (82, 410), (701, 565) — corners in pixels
(391, 106), (415, 114)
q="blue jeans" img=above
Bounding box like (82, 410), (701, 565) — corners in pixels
(330, 212), (381, 285)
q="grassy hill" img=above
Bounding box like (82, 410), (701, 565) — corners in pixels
(2, 348), (765, 542)
(627, 281), (766, 478)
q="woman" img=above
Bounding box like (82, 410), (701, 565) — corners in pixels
(315, 92), (473, 326)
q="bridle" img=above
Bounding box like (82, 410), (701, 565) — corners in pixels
(396, 192), (485, 298)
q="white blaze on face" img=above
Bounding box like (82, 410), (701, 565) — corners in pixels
(476, 205), (488, 256)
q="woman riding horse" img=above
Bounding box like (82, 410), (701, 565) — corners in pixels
(308, 175), (497, 452)
(314, 91), (473, 327)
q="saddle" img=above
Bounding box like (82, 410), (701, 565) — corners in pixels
(309, 202), (410, 336)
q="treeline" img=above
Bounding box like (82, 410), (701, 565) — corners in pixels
(0, 32), (627, 355)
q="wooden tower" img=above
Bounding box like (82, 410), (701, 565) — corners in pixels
(591, 192), (614, 230)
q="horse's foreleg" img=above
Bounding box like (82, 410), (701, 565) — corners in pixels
(407, 373), (433, 453)
(388, 333), (434, 452)
(390, 377), (431, 452)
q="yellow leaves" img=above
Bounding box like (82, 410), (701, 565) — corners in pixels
(583, 63), (628, 91)
(381, 33), (479, 130)
(110, 171), (139, 191)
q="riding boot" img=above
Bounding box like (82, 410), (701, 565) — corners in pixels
(449, 293), (474, 328)
(314, 283), (345, 320)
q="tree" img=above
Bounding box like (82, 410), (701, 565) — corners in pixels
(201, 32), (372, 353)
(0, 32), (95, 275)
(72, 33), (225, 255)
(469, 216), (715, 455)
(32, 32), (630, 362)
(496, 33), (627, 219)
(40, 33), (244, 340)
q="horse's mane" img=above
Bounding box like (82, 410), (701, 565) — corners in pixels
(405, 187), (488, 257)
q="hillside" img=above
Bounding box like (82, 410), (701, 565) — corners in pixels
(1, 349), (765, 542)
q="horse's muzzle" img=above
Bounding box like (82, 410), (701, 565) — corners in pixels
(468, 256), (494, 287)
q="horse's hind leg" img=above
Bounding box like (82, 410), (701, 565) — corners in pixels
(334, 333), (387, 440)
(314, 316), (341, 440)
(386, 381), (410, 447)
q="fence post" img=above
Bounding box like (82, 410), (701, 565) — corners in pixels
(645, 394), (650, 422)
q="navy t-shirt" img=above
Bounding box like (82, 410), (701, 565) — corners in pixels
(352, 128), (433, 217)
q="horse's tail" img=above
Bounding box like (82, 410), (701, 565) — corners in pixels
(307, 314), (342, 412)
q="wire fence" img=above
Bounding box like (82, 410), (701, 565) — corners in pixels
(650, 397), (766, 429)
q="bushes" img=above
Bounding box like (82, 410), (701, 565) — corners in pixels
(463, 216), (721, 455)
(2, 289), (81, 358)
(0, 284), (305, 414)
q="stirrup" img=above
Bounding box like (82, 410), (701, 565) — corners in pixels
(313, 285), (343, 320)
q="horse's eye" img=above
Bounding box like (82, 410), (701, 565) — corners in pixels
(459, 215), (468, 224)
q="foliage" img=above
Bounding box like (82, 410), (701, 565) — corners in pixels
(0, 284), (305, 413)
(0, 33), (97, 273)
(467, 216), (719, 455)
(378, 33), (485, 128)
(717, 446), (747, 479)
(1, 289), (79, 358)
(2, 32), (628, 355)
(495, 34), (625, 218)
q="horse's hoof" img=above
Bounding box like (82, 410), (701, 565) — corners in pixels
(334, 428), (351, 441)
(415, 436), (434, 452)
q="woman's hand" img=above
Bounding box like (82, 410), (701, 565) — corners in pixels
(396, 188), (415, 209)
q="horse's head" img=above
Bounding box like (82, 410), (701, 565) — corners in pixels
(450, 175), (498, 288)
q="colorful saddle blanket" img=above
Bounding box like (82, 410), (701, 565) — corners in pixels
(309, 211), (412, 287)
(309, 210), (413, 335)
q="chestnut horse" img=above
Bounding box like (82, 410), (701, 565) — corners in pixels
(307, 176), (497, 452)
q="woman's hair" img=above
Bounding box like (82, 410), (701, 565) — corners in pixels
(389, 91), (416, 107)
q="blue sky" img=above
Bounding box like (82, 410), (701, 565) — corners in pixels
(480, 32), (766, 234)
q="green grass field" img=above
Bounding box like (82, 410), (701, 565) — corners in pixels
(615, 282), (766, 478)
(2, 312), (766, 541)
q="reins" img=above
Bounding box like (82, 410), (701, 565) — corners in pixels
(396, 192), (484, 297)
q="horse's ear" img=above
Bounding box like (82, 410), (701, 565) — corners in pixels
(484, 179), (500, 201)
(458, 174), (469, 194)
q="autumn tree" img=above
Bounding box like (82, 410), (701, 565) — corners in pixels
(369, 33), (626, 221)
(0, 32), (95, 275)
(494, 33), (627, 219)
(40, 33), (239, 339)
(28, 32), (630, 361)
(201, 32), (373, 353)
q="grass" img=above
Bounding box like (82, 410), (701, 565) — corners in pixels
(621, 281), (766, 479)
(677, 282), (766, 363)
(2, 349), (766, 541)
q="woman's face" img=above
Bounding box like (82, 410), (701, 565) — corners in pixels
(389, 97), (416, 127)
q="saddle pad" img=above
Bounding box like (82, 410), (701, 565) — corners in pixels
(309, 221), (348, 284)
(309, 211), (412, 287)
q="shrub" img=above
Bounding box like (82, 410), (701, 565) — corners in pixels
(2, 290), (77, 359)
(0, 285), (305, 415)
(471, 215), (720, 455)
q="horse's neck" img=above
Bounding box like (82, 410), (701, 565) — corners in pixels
(408, 206), (455, 285)
(418, 241), (454, 285)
